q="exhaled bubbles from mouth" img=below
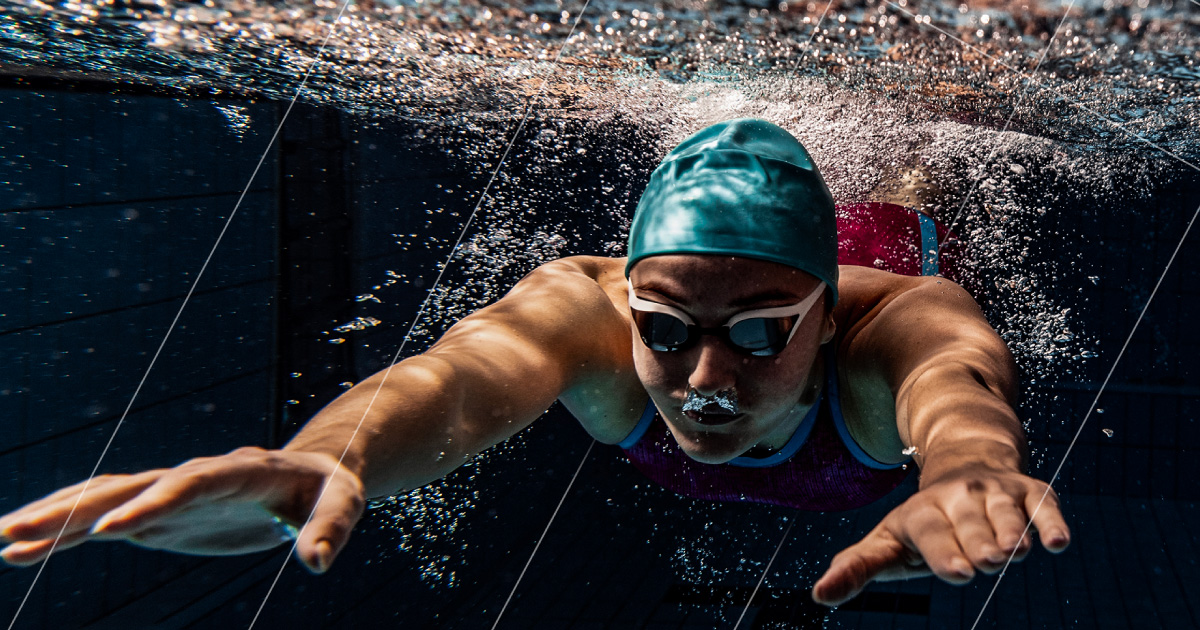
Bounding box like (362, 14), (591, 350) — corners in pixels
(682, 388), (739, 414)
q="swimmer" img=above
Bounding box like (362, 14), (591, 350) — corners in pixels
(0, 118), (1070, 606)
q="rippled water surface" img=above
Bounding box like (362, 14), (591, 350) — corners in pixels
(2, 0), (1197, 149)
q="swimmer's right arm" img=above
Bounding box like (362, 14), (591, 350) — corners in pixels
(0, 257), (631, 573)
(283, 257), (635, 498)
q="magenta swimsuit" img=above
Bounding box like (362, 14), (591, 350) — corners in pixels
(618, 203), (967, 512)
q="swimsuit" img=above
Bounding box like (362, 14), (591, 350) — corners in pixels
(617, 202), (964, 511)
(619, 351), (910, 511)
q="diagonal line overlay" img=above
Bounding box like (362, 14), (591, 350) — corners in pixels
(490, 440), (596, 630)
(878, 1), (1200, 626)
(882, 0), (1199, 254)
(732, 515), (798, 630)
(4, 3), (359, 629)
(886, 0), (1083, 246)
(247, 2), (597, 627)
(788, 0), (838, 74)
(970, 200), (1200, 628)
(885, 1), (1200, 186)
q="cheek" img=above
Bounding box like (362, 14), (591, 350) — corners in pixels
(632, 345), (685, 391)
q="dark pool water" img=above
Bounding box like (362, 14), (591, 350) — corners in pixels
(1, 0), (1199, 628)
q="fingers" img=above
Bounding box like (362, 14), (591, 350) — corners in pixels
(812, 531), (909, 606)
(983, 493), (1033, 561)
(90, 471), (227, 536)
(1024, 485), (1070, 553)
(291, 468), (367, 575)
(1, 530), (91, 567)
(942, 478), (1068, 575)
(90, 449), (299, 536)
(814, 500), (979, 607)
(947, 498), (1011, 574)
(906, 507), (977, 584)
(812, 517), (940, 607)
(1, 449), (368, 571)
(814, 474), (1071, 608)
(1, 472), (162, 542)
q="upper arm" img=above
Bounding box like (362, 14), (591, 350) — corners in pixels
(842, 273), (1020, 450)
(422, 258), (632, 451)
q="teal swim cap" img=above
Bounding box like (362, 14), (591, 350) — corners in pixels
(625, 118), (839, 304)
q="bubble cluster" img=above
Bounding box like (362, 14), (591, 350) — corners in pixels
(367, 474), (479, 588)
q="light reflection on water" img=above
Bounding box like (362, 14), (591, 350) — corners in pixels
(0, 0), (1196, 153)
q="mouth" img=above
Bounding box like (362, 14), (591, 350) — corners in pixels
(683, 408), (744, 426)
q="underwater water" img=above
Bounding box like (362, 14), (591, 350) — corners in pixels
(1, 0), (1200, 627)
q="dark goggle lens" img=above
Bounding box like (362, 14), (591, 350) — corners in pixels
(633, 310), (799, 356)
(728, 318), (795, 355)
(633, 310), (691, 350)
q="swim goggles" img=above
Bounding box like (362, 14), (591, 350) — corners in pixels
(628, 281), (826, 357)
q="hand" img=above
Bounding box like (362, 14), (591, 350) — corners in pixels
(811, 468), (1070, 606)
(0, 447), (365, 574)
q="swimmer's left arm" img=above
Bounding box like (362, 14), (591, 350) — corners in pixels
(813, 275), (1071, 606)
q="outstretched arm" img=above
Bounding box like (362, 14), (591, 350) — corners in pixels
(0, 258), (629, 573)
(813, 275), (1071, 605)
(283, 258), (629, 498)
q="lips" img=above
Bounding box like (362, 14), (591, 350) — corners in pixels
(684, 407), (744, 426)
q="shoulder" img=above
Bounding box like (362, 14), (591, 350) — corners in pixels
(525, 256), (638, 365)
(442, 256), (630, 348)
(487, 257), (630, 337)
(835, 265), (949, 307)
(515, 256), (646, 442)
(833, 266), (979, 339)
(830, 267), (1000, 460)
(515, 256), (629, 303)
(833, 265), (1009, 391)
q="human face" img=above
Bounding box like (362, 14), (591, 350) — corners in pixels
(628, 255), (835, 464)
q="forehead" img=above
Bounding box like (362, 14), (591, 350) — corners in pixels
(629, 254), (819, 305)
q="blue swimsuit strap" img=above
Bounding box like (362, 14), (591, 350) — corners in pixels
(916, 210), (940, 277)
(617, 399), (658, 449)
(727, 387), (821, 468)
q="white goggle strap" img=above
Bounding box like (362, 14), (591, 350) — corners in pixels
(627, 280), (826, 345)
(627, 280), (697, 326)
(726, 281), (826, 347)
(725, 280), (826, 330)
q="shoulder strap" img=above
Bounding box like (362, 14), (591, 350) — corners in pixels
(618, 398), (658, 449)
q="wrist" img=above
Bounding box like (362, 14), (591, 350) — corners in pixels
(915, 436), (1025, 488)
(282, 440), (367, 485)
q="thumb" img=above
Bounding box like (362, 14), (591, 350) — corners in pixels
(292, 486), (365, 575)
(812, 531), (919, 607)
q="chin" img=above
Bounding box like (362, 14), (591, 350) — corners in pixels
(680, 448), (740, 465)
(666, 424), (747, 464)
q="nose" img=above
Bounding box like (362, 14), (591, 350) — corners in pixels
(688, 337), (739, 396)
